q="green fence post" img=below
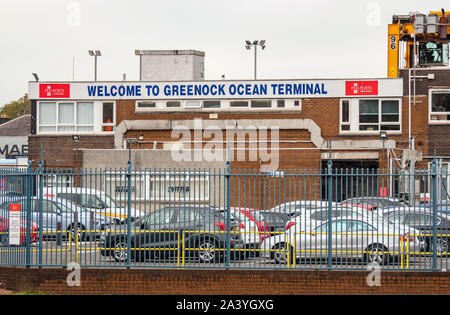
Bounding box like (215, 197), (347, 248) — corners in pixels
(225, 160), (231, 269)
(327, 142), (333, 270)
(127, 160), (132, 267)
(431, 158), (438, 271)
(25, 161), (33, 268)
(38, 160), (43, 267)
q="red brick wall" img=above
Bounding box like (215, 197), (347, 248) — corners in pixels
(0, 266), (448, 295)
(28, 135), (114, 168)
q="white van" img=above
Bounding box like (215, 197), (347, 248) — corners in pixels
(41, 187), (144, 223)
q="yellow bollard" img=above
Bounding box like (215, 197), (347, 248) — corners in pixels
(406, 240), (410, 269)
(182, 232), (185, 267)
(292, 233), (296, 269)
(400, 241), (404, 269)
(286, 234), (290, 268)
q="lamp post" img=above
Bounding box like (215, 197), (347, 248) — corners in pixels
(245, 40), (266, 80)
(380, 131), (387, 160)
(88, 50), (102, 81)
(125, 138), (137, 163)
(72, 135), (80, 161)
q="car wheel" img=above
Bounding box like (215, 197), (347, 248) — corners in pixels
(68, 224), (85, 242)
(436, 238), (449, 255)
(112, 239), (129, 262)
(197, 238), (218, 263)
(0, 233), (8, 246)
(365, 244), (389, 265)
(272, 243), (294, 265)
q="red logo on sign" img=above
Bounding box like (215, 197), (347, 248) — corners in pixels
(39, 84), (70, 98)
(9, 204), (20, 212)
(345, 81), (378, 96)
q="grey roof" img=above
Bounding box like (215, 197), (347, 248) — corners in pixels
(0, 114), (31, 136)
(135, 50), (205, 56)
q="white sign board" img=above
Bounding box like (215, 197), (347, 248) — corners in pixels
(8, 203), (21, 245)
(28, 79), (404, 100)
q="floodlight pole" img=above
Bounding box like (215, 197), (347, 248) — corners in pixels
(94, 55), (98, 81)
(245, 40), (266, 80)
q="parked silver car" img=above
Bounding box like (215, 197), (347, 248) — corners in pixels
(0, 197), (112, 240)
(260, 217), (425, 265)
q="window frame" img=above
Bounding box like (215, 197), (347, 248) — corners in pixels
(37, 100), (96, 134)
(429, 89), (450, 124)
(133, 99), (302, 112)
(339, 98), (402, 135)
(101, 101), (115, 133)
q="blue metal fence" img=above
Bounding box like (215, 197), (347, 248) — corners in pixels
(0, 161), (449, 271)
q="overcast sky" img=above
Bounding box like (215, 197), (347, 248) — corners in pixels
(0, 0), (448, 106)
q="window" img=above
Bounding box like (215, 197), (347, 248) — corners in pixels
(39, 102), (57, 132)
(385, 213), (406, 224)
(76, 102), (94, 132)
(348, 221), (375, 231)
(277, 100), (285, 108)
(230, 100), (249, 108)
(145, 210), (173, 226)
(340, 100), (350, 131)
(38, 200), (59, 213)
(137, 101), (156, 109)
(38, 101), (94, 133)
(404, 214), (435, 226)
(58, 103), (75, 132)
(359, 100), (379, 131)
(251, 100), (272, 108)
(315, 220), (350, 233)
(184, 100), (202, 108)
(381, 100), (400, 130)
(175, 210), (200, 223)
(340, 99), (401, 133)
(429, 90), (450, 122)
(166, 101), (181, 108)
(203, 100), (221, 109)
(102, 102), (114, 132)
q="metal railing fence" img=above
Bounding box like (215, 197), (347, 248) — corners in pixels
(0, 161), (448, 271)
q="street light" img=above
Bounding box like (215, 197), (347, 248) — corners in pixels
(88, 50), (102, 81)
(125, 138), (137, 162)
(245, 40), (266, 80)
(380, 131), (387, 159)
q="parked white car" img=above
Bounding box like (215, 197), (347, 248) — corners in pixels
(41, 187), (144, 223)
(285, 205), (385, 231)
(268, 200), (338, 216)
(260, 217), (425, 265)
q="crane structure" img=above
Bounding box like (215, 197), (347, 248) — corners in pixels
(388, 9), (450, 78)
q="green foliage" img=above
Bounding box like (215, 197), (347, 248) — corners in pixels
(0, 94), (31, 119)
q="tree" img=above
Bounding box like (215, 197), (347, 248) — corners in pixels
(0, 94), (31, 119)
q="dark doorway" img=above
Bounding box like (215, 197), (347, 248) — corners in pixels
(321, 160), (379, 202)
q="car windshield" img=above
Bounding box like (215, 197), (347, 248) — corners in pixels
(101, 194), (118, 208)
(54, 201), (74, 213)
(250, 211), (265, 223)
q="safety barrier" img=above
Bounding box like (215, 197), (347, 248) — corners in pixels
(0, 163), (448, 271)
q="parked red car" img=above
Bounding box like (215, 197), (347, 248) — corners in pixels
(0, 217), (38, 245)
(232, 208), (270, 241)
